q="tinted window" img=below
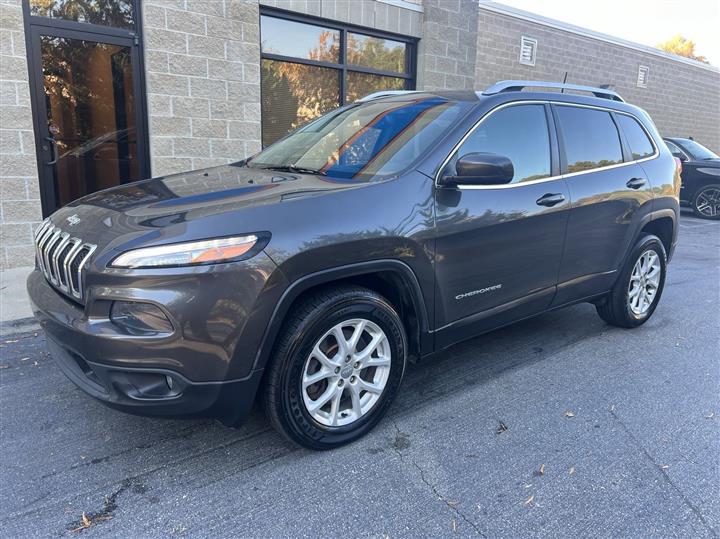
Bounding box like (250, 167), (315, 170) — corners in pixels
(260, 14), (415, 147)
(616, 114), (655, 159)
(556, 106), (623, 173)
(456, 104), (551, 183)
(260, 16), (340, 62)
(664, 140), (685, 157)
(676, 139), (718, 160)
(30, 0), (134, 28)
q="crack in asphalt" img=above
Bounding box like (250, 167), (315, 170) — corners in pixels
(391, 421), (487, 537)
(608, 408), (718, 538)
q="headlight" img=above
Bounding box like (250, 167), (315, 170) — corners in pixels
(111, 235), (258, 268)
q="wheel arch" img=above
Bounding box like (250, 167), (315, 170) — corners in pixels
(251, 260), (432, 372)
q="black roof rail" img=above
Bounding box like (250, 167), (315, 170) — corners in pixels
(481, 80), (625, 102)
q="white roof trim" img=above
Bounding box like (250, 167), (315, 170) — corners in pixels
(478, 1), (719, 73)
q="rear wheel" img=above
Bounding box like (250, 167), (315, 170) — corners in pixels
(596, 235), (667, 328)
(262, 285), (406, 450)
(692, 184), (720, 220)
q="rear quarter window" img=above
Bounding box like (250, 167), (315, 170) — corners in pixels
(555, 106), (623, 173)
(616, 114), (655, 160)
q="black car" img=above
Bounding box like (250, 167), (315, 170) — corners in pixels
(28, 81), (680, 449)
(663, 137), (720, 219)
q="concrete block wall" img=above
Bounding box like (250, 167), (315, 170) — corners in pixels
(474, 5), (720, 153)
(418, 0), (478, 91)
(258, 0), (423, 37)
(143, 0), (263, 177)
(0, 0), (41, 269)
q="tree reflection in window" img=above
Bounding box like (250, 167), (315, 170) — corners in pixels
(30, 0), (135, 29)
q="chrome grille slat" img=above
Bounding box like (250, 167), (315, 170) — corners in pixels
(34, 219), (97, 301)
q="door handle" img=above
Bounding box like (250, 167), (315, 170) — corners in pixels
(44, 136), (59, 166)
(626, 177), (647, 189)
(536, 193), (566, 207)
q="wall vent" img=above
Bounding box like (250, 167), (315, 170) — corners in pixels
(637, 65), (649, 88)
(519, 36), (537, 66)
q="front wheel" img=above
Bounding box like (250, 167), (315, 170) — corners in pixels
(596, 235), (667, 328)
(692, 184), (720, 220)
(262, 285), (407, 450)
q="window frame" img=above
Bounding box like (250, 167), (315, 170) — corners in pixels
(259, 8), (417, 144)
(450, 102), (555, 185)
(434, 100), (659, 190)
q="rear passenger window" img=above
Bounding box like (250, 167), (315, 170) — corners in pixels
(616, 114), (655, 159)
(457, 104), (551, 183)
(555, 106), (623, 173)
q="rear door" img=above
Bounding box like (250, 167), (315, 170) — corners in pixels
(552, 104), (656, 305)
(433, 103), (570, 348)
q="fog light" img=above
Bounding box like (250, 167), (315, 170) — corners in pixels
(110, 301), (173, 335)
(166, 375), (174, 390)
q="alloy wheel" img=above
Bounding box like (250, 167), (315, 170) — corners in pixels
(695, 187), (720, 218)
(627, 250), (661, 316)
(301, 318), (391, 427)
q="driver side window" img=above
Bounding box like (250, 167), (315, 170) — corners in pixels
(455, 104), (552, 183)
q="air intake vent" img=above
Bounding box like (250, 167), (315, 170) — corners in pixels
(519, 36), (537, 67)
(637, 65), (649, 88)
(34, 219), (96, 301)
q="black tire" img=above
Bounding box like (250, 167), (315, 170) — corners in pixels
(596, 234), (667, 328)
(262, 285), (407, 450)
(691, 184), (720, 220)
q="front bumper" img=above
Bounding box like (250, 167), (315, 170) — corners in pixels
(27, 269), (266, 425)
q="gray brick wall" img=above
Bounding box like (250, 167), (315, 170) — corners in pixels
(0, 0), (41, 269)
(474, 6), (720, 153)
(143, 0), (262, 177)
(417, 0), (478, 91)
(259, 0), (423, 37)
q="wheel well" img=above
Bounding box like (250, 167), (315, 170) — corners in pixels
(282, 271), (425, 360)
(640, 217), (674, 255)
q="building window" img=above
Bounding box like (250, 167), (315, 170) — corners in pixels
(260, 12), (416, 147)
(637, 65), (649, 88)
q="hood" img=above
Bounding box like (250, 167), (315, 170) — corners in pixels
(49, 163), (370, 253)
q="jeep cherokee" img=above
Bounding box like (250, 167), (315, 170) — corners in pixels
(28, 81), (680, 449)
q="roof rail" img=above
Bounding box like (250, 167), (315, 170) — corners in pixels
(356, 90), (419, 102)
(482, 80), (625, 102)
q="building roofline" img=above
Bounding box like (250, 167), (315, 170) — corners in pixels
(478, 1), (720, 74)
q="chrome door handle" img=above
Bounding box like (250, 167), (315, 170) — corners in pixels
(626, 177), (647, 189)
(536, 193), (566, 207)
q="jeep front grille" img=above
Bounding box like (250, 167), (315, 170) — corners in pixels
(34, 219), (97, 300)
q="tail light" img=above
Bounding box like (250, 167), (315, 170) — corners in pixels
(674, 157), (683, 175)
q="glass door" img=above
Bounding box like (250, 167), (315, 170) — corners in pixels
(24, 1), (149, 215)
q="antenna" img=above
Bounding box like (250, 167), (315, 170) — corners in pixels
(561, 72), (568, 93)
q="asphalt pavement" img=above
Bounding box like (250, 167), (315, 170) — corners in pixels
(1, 210), (718, 538)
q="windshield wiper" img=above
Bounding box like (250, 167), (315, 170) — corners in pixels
(258, 165), (327, 176)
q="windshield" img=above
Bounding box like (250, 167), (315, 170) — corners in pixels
(248, 95), (471, 180)
(678, 139), (718, 160)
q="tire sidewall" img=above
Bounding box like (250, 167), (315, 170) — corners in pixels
(279, 295), (406, 448)
(620, 236), (667, 325)
(692, 184), (720, 220)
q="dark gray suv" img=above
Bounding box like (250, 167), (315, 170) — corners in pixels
(28, 81), (680, 449)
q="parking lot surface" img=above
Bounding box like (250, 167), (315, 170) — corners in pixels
(1, 211), (718, 538)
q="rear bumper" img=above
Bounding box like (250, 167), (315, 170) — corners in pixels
(27, 270), (263, 425)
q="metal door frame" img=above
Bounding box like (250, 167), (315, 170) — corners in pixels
(22, 1), (150, 216)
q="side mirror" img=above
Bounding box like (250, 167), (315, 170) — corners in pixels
(672, 152), (688, 162)
(440, 152), (514, 186)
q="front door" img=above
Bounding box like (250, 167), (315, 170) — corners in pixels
(24, 1), (149, 216)
(434, 103), (570, 349)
